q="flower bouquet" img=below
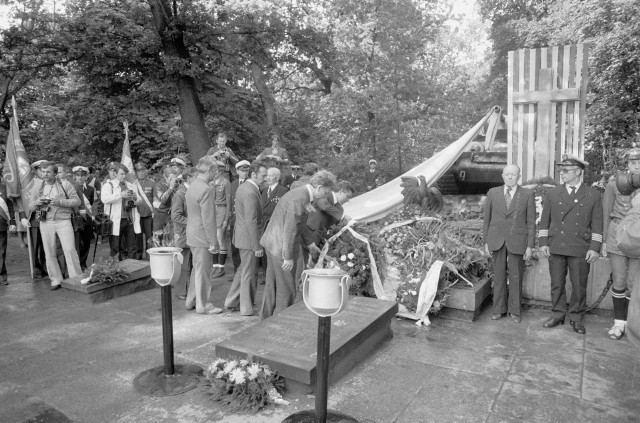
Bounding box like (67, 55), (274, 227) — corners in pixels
(201, 358), (286, 413)
(80, 257), (130, 286)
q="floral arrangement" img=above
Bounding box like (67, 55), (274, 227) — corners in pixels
(325, 228), (374, 296)
(322, 205), (490, 315)
(81, 257), (129, 286)
(201, 357), (286, 413)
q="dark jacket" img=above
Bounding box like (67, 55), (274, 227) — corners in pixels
(539, 184), (603, 257)
(261, 184), (288, 229)
(483, 185), (536, 255)
(302, 194), (344, 247)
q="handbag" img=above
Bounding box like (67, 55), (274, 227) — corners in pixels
(616, 207), (640, 258)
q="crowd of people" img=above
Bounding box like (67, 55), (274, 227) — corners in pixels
(0, 132), (355, 320)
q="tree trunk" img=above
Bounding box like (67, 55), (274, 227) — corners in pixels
(250, 61), (278, 134)
(147, 0), (210, 161)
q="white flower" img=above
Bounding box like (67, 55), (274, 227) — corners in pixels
(410, 290), (417, 295)
(347, 253), (355, 259)
(361, 265), (366, 271)
(340, 255), (347, 261)
(212, 358), (224, 368)
(229, 368), (246, 384)
(264, 368), (272, 377)
(223, 360), (237, 374)
(239, 359), (249, 367)
(247, 364), (261, 380)
(347, 262), (355, 268)
(216, 370), (224, 379)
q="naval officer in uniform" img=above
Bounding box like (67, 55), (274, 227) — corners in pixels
(539, 154), (603, 334)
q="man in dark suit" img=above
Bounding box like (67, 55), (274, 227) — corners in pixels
(73, 166), (95, 271)
(259, 170), (336, 319)
(229, 160), (251, 276)
(185, 156), (223, 315)
(171, 167), (197, 299)
(0, 177), (17, 284)
(539, 154), (603, 334)
(224, 162), (267, 315)
(483, 165), (535, 323)
(261, 167), (289, 229)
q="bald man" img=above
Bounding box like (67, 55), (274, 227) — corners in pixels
(483, 164), (536, 323)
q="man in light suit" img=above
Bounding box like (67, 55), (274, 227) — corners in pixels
(185, 156), (223, 315)
(483, 164), (536, 323)
(224, 162), (267, 315)
(259, 170), (337, 319)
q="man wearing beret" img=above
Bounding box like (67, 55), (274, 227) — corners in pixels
(539, 154), (603, 334)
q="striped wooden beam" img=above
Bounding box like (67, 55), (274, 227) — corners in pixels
(507, 44), (588, 183)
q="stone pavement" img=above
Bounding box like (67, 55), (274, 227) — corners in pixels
(0, 237), (638, 423)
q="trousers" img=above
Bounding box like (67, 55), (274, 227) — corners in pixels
(225, 249), (257, 315)
(548, 254), (590, 322)
(491, 245), (524, 316)
(185, 247), (214, 313)
(40, 219), (82, 285)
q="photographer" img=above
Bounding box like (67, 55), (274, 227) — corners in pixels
(28, 161), (82, 290)
(207, 132), (239, 181)
(101, 163), (141, 260)
(602, 148), (640, 340)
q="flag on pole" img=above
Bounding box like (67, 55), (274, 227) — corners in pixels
(121, 121), (134, 176)
(3, 97), (34, 206)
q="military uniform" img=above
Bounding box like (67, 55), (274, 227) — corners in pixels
(539, 183), (603, 322)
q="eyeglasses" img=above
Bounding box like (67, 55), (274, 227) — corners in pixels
(558, 167), (580, 174)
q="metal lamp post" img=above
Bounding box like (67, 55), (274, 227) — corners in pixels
(133, 247), (202, 396)
(284, 268), (358, 423)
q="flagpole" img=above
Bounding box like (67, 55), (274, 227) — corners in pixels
(11, 97), (35, 279)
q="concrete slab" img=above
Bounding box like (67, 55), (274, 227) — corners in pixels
(582, 352), (640, 414)
(492, 381), (633, 422)
(216, 297), (397, 393)
(506, 341), (584, 398)
(0, 382), (71, 423)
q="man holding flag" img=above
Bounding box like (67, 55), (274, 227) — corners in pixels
(3, 97), (36, 279)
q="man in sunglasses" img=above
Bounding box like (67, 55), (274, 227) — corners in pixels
(538, 154), (603, 334)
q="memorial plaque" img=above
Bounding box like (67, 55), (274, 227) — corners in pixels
(61, 259), (155, 303)
(215, 297), (397, 393)
(441, 276), (492, 321)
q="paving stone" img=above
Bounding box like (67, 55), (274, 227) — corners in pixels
(582, 352), (640, 413)
(0, 382), (71, 423)
(506, 341), (583, 398)
(493, 381), (634, 422)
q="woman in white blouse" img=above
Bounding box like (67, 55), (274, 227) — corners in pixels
(101, 163), (141, 260)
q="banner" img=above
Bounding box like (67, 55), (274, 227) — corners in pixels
(121, 121), (134, 179)
(3, 98), (33, 205)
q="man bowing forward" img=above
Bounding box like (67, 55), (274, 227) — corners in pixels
(483, 164), (536, 323)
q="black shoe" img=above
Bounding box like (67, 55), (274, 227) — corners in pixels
(543, 316), (565, 328)
(51, 284), (62, 291)
(570, 320), (586, 334)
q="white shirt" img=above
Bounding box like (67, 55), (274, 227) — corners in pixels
(504, 185), (517, 197)
(305, 184), (315, 200)
(566, 181), (582, 194)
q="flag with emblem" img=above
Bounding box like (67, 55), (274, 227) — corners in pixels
(3, 97), (34, 206)
(121, 121), (134, 175)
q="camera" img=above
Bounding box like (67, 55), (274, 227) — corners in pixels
(615, 172), (640, 196)
(35, 207), (48, 222)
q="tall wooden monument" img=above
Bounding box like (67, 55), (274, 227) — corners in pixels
(507, 44), (588, 183)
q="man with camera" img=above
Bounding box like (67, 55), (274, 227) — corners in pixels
(101, 163), (141, 260)
(207, 132), (239, 181)
(152, 165), (179, 244)
(72, 166), (95, 271)
(602, 148), (640, 340)
(28, 161), (82, 290)
(134, 162), (155, 259)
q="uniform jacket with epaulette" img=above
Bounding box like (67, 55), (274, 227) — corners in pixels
(538, 184), (603, 257)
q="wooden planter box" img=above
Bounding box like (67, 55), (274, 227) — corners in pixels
(61, 259), (154, 304)
(522, 256), (612, 310)
(440, 277), (492, 321)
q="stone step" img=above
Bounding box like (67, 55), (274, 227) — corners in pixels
(215, 297), (398, 394)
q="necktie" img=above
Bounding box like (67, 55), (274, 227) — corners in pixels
(569, 186), (576, 196)
(268, 187), (272, 198)
(505, 188), (512, 209)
